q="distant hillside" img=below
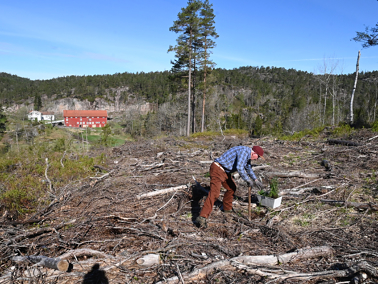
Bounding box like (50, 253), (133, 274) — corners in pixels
(1, 67), (377, 136)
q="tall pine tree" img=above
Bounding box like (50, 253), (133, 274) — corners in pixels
(198, 0), (218, 132)
(169, 0), (202, 136)
(169, 0), (218, 135)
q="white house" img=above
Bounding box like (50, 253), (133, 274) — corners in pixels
(28, 111), (55, 122)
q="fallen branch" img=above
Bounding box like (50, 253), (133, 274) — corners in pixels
(232, 260), (377, 282)
(108, 226), (167, 241)
(59, 248), (115, 261)
(45, 158), (53, 194)
(89, 170), (114, 180)
(157, 246), (333, 283)
(156, 190), (178, 212)
(136, 185), (187, 199)
(140, 162), (164, 171)
(319, 199), (378, 211)
(266, 171), (319, 179)
(60, 151), (66, 168)
(280, 178), (323, 195)
(199, 160), (213, 164)
(327, 139), (360, 146)
(368, 135), (378, 141)
(6, 220), (76, 245)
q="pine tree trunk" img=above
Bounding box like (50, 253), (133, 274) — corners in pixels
(192, 53), (196, 134)
(201, 72), (206, 132)
(187, 39), (192, 137)
(201, 43), (208, 133)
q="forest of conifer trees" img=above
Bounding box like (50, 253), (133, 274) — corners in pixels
(1, 66), (378, 137)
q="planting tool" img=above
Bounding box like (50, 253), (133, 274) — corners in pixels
(248, 186), (252, 221)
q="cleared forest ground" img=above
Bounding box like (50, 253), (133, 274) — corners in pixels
(1, 128), (378, 283)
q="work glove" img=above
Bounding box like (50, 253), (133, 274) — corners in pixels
(246, 180), (254, 188)
(195, 216), (207, 229)
(254, 179), (264, 190)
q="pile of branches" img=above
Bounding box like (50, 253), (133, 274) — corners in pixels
(1, 131), (378, 283)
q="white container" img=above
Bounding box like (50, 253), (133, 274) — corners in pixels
(257, 195), (282, 209)
(136, 254), (161, 267)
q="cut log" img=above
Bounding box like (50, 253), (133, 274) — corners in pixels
(327, 139), (360, 146)
(136, 185), (187, 199)
(12, 255), (70, 272)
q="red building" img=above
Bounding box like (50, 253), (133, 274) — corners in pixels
(63, 110), (108, 128)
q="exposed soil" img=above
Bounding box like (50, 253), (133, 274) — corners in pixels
(1, 129), (378, 283)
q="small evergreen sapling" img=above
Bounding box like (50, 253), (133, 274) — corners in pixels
(257, 177), (279, 199)
(268, 177), (279, 199)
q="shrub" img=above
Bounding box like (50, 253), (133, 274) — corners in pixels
(372, 121), (378, 132)
(279, 126), (325, 141)
(191, 131), (219, 138)
(0, 145), (102, 216)
(332, 123), (354, 136)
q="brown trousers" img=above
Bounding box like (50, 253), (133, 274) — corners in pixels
(199, 162), (237, 218)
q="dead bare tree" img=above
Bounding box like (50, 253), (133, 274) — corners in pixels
(350, 50), (361, 124)
(316, 56), (339, 125)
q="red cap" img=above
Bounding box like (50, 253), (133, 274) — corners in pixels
(252, 146), (265, 160)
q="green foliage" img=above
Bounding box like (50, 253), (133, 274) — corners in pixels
(191, 131), (219, 138)
(331, 124), (354, 136)
(0, 146), (100, 214)
(279, 126), (325, 141)
(225, 112), (246, 130)
(294, 218), (310, 227)
(99, 124), (114, 146)
(268, 177), (279, 198)
(96, 153), (106, 164)
(52, 138), (69, 152)
(352, 22), (378, 48)
(253, 115), (263, 136)
(0, 106), (7, 135)
(0, 127), (112, 216)
(1, 65), (378, 139)
(372, 121), (378, 132)
(44, 123), (53, 136)
(34, 94), (42, 111)
(258, 177), (279, 198)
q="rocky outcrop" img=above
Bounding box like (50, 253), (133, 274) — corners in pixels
(5, 90), (155, 117)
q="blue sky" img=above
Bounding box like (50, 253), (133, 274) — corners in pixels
(0, 0), (377, 80)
